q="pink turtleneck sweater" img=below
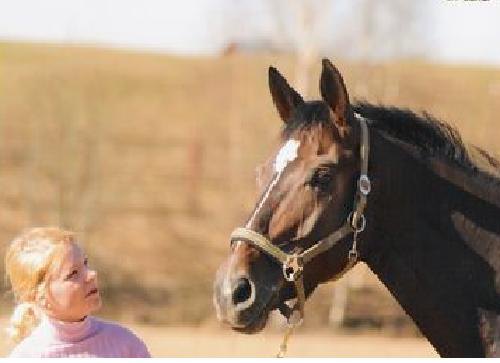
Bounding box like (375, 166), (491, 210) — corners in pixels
(8, 315), (151, 358)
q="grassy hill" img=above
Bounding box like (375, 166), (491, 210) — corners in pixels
(0, 41), (499, 329)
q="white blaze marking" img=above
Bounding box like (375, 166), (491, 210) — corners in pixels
(274, 139), (300, 173)
(246, 139), (300, 228)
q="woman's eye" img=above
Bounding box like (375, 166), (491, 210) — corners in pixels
(65, 270), (78, 280)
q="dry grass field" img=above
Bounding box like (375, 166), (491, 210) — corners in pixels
(0, 41), (499, 351)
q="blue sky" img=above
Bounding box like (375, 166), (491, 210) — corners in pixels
(0, 0), (499, 65)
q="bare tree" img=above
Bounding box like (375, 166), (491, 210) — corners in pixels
(269, 0), (333, 96)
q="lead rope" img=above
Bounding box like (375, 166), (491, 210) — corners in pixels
(276, 277), (305, 357)
(276, 234), (362, 358)
(276, 236), (361, 358)
(276, 222), (362, 358)
(277, 319), (300, 358)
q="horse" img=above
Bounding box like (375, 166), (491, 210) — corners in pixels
(213, 59), (500, 357)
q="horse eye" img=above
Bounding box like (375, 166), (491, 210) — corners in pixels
(309, 168), (333, 189)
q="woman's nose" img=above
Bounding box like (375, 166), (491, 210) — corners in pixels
(86, 268), (97, 281)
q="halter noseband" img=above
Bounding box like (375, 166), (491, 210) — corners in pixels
(229, 113), (371, 339)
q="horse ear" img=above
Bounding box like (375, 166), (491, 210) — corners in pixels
(320, 59), (351, 127)
(269, 66), (304, 123)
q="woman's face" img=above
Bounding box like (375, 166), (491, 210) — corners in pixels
(42, 243), (101, 322)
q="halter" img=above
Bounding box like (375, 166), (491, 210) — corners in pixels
(230, 113), (371, 357)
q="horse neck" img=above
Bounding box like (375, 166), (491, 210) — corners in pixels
(360, 130), (500, 357)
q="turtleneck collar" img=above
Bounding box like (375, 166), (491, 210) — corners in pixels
(41, 314), (96, 343)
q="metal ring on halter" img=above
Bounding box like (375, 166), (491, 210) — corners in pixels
(347, 211), (366, 233)
(348, 248), (359, 262)
(283, 255), (303, 282)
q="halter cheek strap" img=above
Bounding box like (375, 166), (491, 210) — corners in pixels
(229, 114), (371, 357)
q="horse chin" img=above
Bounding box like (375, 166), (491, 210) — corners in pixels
(233, 285), (294, 334)
(232, 309), (270, 334)
(231, 291), (280, 334)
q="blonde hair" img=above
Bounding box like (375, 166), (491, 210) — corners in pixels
(4, 227), (76, 343)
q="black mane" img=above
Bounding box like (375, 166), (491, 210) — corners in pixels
(283, 100), (499, 177)
(352, 102), (475, 170)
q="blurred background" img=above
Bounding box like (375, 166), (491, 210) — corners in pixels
(0, 0), (499, 357)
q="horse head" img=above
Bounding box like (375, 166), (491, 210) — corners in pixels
(213, 59), (368, 333)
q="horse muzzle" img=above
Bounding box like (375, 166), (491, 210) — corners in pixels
(213, 259), (279, 333)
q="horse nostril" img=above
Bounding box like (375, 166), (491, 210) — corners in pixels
(232, 277), (252, 306)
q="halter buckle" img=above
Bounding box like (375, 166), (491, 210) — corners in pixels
(283, 255), (304, 282)
(358, 174), (371, 196)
